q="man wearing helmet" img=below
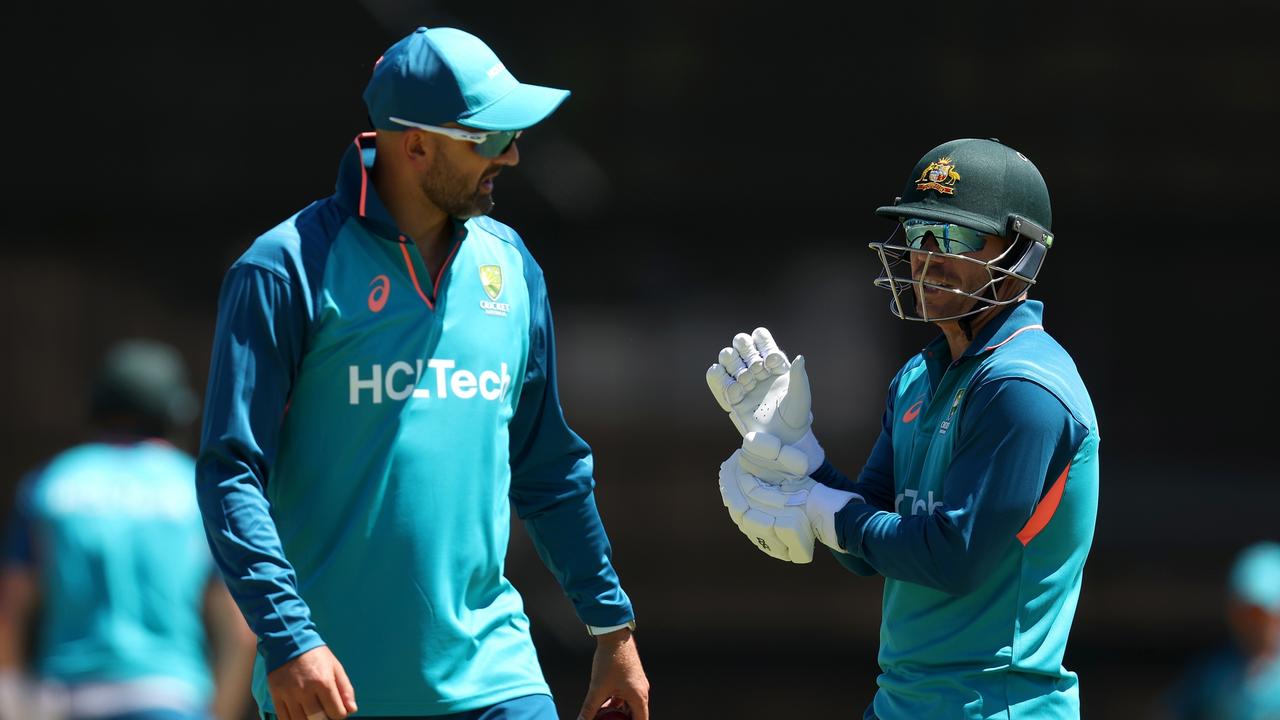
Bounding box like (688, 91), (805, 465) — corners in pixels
(0, 339), (258, 720)
(707, 139), (1100, 718)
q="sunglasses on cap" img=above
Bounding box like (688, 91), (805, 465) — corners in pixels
(388, 116), (521, 158)
(901, 218), (988, 254)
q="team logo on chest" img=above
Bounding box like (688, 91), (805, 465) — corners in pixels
(938, 387), (966, 435)
(478, 265), (511, 317)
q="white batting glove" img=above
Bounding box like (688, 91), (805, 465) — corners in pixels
(705, 328), (825, 481)
(718, 449), (862, 563)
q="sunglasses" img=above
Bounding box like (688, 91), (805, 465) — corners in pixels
(901, 219), (988, 254)
(388, 116), (522, 158)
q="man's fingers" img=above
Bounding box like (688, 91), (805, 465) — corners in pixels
(577, 687), (613, 720)
(740, 510), (789, 561)
(705, 364), (734, 411)
(718, 454), (750, 524)
(317, 674), (349, 719)
(772, 514), (815, 564)
(742, 430), (782, 461)
(718, 346), (746, 376)
(718, 346), (756, 391)
(775, 445), (810, 477)
(706, 363), (747, 408)
(333, 661), (358, 713)
(732, 332), (768, 381)
(778, 355), (812, 430)
(742, 431), (808, 478)
(752, 327), (790, 373)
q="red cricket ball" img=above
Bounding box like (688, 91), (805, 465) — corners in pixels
(593, 697), (632, 719)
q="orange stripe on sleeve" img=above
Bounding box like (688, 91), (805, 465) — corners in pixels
(1017, 462), (1070, 546)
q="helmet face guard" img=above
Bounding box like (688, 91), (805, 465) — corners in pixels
(868, 215), (1051, 323)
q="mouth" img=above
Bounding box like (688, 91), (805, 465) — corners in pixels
(479, 171), (500, 193)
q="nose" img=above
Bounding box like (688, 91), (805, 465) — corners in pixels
(493, 140), (519, 166)
(918, 232), (945, 253)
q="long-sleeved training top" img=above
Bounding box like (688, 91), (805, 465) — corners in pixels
(816, 300), (1100, 720)
(196, 132), (633, 716)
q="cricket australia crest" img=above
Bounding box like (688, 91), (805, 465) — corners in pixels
(478, 265), (511, 317)
(916, 157), (961, 195)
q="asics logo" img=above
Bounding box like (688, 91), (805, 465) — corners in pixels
(901, 399), (924, 424)
(368, 275), (390, 313)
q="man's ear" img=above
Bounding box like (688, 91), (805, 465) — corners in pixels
(404, 130), (431, 163)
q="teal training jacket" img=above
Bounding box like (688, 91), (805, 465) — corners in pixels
(196, 133), (633, 715)
(5, 440), (214, 706)
(816, 300), (1100, 719)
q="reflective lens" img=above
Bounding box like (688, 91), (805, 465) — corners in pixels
(474, 130), (521, 158)
(902, 219), (987, 254)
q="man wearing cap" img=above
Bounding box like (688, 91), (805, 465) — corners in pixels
(195, 26), (648, 720)
(0, 339), (257, 720)
(1164, 541), (1280, 719)
(706, 139), (1099, 718)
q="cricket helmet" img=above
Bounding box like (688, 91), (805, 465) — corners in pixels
(868, 138), (1055, 322)
(90, 338), (198, 435)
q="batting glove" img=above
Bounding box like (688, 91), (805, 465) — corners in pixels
(705, 327), (825, 481)
(718, 448), (862, 563)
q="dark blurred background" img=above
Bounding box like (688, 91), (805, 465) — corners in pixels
(3, 1), (1278, 718)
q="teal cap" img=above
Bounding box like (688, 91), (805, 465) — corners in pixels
(1230, 541), (1280, 611)
(363, 27), (570, 132)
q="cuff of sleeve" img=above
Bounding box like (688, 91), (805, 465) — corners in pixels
(829, 547), (880, 576)
(260, 630), (326, 673)
(833, 500), (883, 559)
(586, 620), (636, 636)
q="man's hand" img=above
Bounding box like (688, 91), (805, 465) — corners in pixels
(719, 446), (862, 563)
(266, 645), (357, 720)
(577, 628), (649, 720)
(705, 327), (824, 481)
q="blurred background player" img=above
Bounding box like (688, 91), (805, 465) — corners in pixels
(707, 138), (1099, 718)
(196, 25), (647, 720)
(0, 338), (257, 720)
(1162, 541), (1280, 720)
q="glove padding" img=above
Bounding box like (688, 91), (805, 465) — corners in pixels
(718, 446), (862, 564)
(705, 327), (824, 481)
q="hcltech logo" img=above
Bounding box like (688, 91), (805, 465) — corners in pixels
(349, 359), (512, 404)
(896, 488), (943, 517)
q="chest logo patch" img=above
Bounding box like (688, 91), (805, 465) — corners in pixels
(368, 274), (390, 313)
(480, 265), (503, 300)
(479, 265), (511, 317)
(938, 387), (966, 435)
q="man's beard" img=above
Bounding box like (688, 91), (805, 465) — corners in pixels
(420, 158), (494, 219)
